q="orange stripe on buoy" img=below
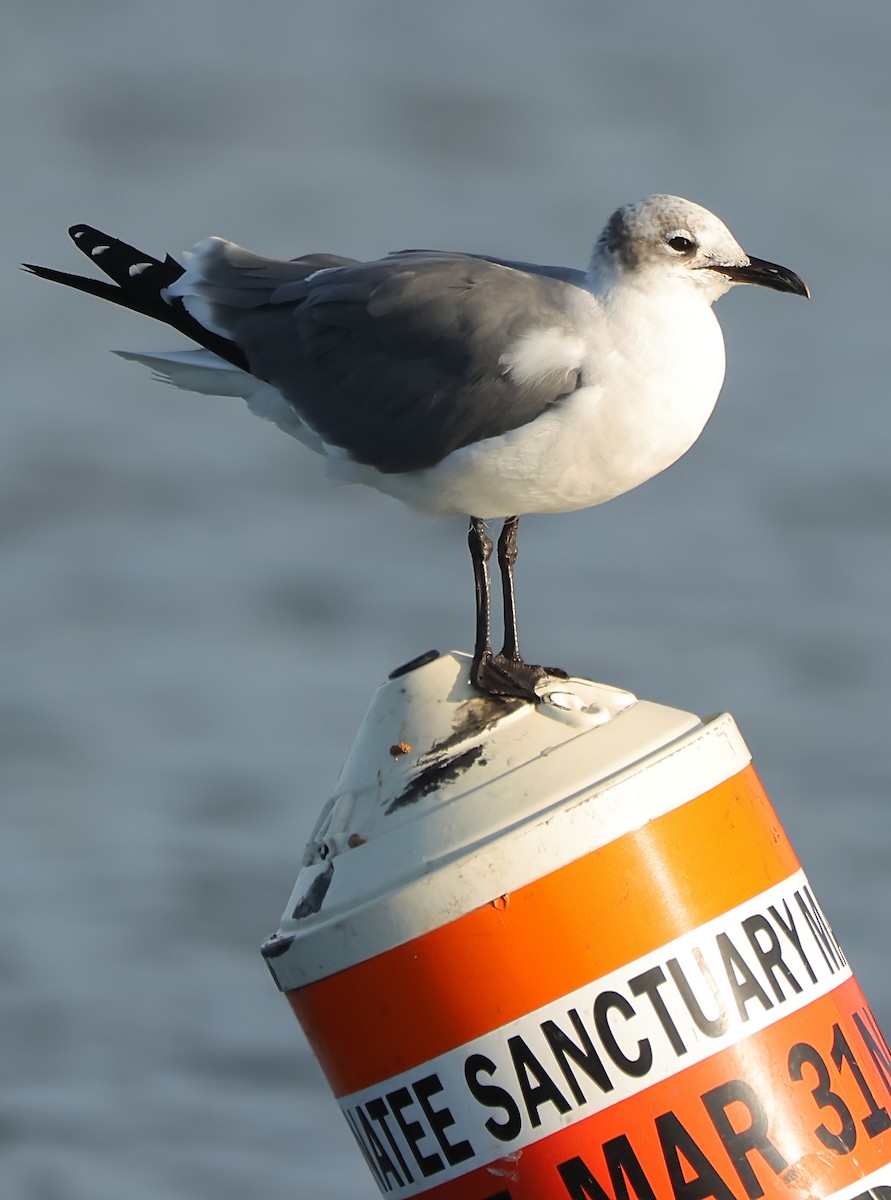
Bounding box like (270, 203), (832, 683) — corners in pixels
(289, 764), (799, 1097)
(396, 977), (891, 1200)
(271, 677), (891, 1198)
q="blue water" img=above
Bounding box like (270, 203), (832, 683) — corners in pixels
(4, 3), (891, 1196)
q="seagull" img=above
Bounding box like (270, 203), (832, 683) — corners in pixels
(24, 195), (808, 700)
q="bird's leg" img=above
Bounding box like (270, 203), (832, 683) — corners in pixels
(468, 514), (568, 702)
(497, 515), (522, 662)
(468, 516), (494, 672)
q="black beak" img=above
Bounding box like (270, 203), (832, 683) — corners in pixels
(707, 256), (810, 298)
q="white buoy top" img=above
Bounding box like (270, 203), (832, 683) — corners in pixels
(262, 651), (750, 990)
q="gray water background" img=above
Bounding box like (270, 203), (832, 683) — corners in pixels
(3, 3), (891, 1196)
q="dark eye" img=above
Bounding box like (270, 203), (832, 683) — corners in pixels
(668, 235), (696, 254)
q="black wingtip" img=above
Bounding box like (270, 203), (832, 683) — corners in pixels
(20, 260), (132, 305)
(57, 225), (187, 301)
(24, 225), (250, 373)
(68, 223), (113, 244)
(21, 261), (75, 284)
(68, 224), (118, 256)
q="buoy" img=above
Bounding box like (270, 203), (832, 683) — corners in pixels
(262, 651), (891, 1199)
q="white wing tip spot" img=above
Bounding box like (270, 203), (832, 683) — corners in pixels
(128, 262), (152, 277)
(90, 244), (110, 257)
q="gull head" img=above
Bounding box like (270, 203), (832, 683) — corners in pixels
(590, 194), (809, 304)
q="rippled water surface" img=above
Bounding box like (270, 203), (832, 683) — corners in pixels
(4, 4), (891, 1196)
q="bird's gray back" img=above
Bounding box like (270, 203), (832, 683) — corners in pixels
(185, 248), (589, 473)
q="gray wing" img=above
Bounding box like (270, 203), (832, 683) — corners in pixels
(176, 245), (588, 474)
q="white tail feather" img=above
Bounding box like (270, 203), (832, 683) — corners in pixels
(114, 348), (251, 397)
(115, 348), (325, 453)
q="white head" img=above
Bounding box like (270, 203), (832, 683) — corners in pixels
(590, 194), (809, 304)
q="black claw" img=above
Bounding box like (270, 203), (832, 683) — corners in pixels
(543, 666), (569, 680)
(469, 652), (567, 702)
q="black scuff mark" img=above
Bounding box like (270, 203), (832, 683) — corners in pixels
(387, 743), (486, 813)
(260, 933), (294, 961)
(291, 860), (335, 918)
(389, 649), (440, 679)
(428, 694), (524, 757)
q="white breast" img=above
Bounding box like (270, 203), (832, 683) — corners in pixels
(362, 282), (727, 518)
